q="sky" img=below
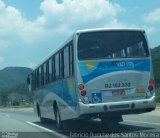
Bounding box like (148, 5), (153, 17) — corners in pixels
(0, 0), (160, 70)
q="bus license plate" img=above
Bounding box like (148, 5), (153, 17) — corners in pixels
(112, 89), (125, 96)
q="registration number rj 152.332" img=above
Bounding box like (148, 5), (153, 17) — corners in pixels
(105, 82), (131, 88)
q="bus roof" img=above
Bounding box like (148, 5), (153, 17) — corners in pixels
(75, 28), (145, 34)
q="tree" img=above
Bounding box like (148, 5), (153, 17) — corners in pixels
(0, 92), (8, 107)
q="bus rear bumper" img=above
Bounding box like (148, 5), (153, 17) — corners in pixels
(78, 96), (156, 117)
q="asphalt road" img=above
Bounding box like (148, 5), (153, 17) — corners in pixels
(0, 107), (160, 138)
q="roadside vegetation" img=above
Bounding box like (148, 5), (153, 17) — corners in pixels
(151, 46), (160, 103)
(156, 87), (160, 104)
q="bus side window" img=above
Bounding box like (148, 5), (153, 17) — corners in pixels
(55, 53), (59, 80)
(35, 70), (37, 89)
(52, 56), (55, 81)
(46, 61), (49, 84)
(49, 59), (52, 82)
(64, 46), (70, 78)
(69, 43), (74, 76)
(60, 50), (64, 79)
(36, 69), (39, 88)
(44, 63), (47, 85)
(32, 71), (36, 90)
(39, 67), (42, 87)
(41, 65), (44, 86)
(31, 73), (34, 90)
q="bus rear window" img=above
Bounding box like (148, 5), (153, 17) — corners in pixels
(78, 31), (149, 60)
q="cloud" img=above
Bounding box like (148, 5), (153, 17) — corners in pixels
(39, 0), (122, 30)
(2, 0), (142, 69)
(24, 0), (123, 47)
(0, 56), (4, 64)
(0, 0), (123, 46)
(0, 40), (10, 50)
(0, 0), (29, 50)
(104, 19), (137, 29)
(143, 8), (160, 24)
(0, 2), (24, 36)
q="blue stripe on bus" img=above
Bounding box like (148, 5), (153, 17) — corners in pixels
(47, 78), (77, 107)
(63, 79), (77, 107)
(79, 59), (150, 84)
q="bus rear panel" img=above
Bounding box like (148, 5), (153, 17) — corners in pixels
(27, 29), (156, 128)
(76, 29), (156, 118)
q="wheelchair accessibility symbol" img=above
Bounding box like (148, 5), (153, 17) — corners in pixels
(92, 93), (102, 103)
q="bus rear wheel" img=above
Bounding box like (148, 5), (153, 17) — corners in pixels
(37, 104), (47, 123)
(55, 105), (63, 130)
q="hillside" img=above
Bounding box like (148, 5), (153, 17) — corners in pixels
(151, 45), (160, 60)
(0, 67), (32, 106)
(0, 67), (32, 90)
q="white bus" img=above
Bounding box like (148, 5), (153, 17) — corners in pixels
(27, 28), (156, 129)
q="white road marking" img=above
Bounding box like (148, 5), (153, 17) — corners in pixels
(26, 121), (67, 138)
(124, 120), (160, 126)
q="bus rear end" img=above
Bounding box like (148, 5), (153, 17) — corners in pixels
(76, 29), (156, 121)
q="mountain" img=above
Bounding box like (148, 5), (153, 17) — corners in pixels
(0, 67), (32, 106)
(0, 67), (32, 90)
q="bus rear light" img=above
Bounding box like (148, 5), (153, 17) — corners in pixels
(149, 79), (154, 85)
(148, 85), (153, 91)
(78, 84), (84, 90)
(81, 90), (86, 96)
(148, 79), (154, 92)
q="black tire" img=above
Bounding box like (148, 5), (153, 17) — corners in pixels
(55, 105), (63, 130)
(37, 104), (47, 123)
(40, 117), (47, 123)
